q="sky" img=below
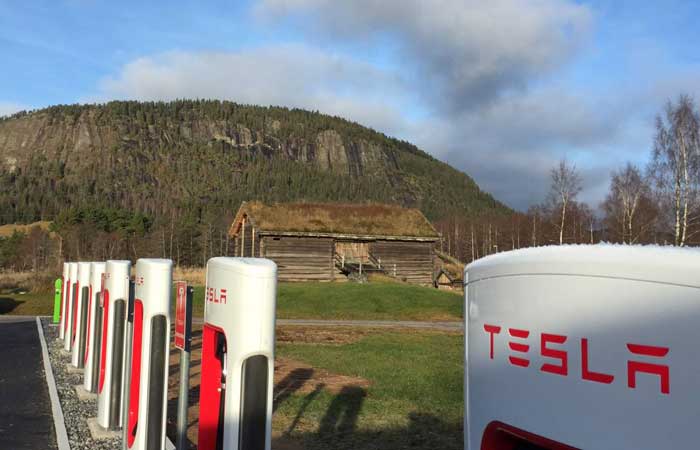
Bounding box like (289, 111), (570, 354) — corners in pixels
(2, 0), (700, 211)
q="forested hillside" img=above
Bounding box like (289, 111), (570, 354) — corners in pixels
(0, 100), (506, 222)
(0, 100), (508, 266)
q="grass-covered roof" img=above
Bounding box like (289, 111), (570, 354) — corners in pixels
(231, 201), (440, 239)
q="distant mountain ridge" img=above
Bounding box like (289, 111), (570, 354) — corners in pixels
(0, 100), (509, 224)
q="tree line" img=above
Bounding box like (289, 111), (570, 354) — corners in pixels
(0, 206), (236, 271)
(435, 94), (700, 263)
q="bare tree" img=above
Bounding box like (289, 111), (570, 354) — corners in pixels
(573, 202), (596, 244)
(649, 95), (700, 246)
(547, 159), (583, 244)
(527, 205), (543, 246)
(602, 163), (656, 244)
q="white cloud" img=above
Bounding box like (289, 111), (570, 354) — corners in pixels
(93, 46), (410, 137)
(256, 0), (593, 112)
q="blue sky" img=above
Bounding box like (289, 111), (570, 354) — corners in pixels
(2, 0), (699, 210)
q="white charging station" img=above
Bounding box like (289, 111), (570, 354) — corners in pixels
(97, 260), (131, 430)
(71, 262), (93, 368)
(64, 262), (79, 352)
(59, 262), (70, 340)
(84, 262), (106, 393)
(198, 257), (277, 450)
(464, 245), (700, 450)
(125, 258), (172, 450)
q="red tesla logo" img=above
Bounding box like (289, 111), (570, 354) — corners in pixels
(206, 287), (227, 304)
(483, 323), (670, 395)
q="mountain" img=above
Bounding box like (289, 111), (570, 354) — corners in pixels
(0, 100), (509, 225)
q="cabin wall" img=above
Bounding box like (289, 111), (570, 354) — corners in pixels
(230, 227), (437, 284)
(261, 236), (334, 281)
(369, 240), (435, 285)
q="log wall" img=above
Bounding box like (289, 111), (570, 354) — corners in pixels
(261, 236), (334, 281)
(234, 231), (436, 284)
(369, 240), (435, 285)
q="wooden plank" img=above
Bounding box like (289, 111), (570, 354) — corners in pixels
(262, 236), (334, 281)
(369, 240), (435, 285)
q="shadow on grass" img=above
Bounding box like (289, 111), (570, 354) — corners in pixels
(167, 377), (461, 450)
(0, 297), (24, 314)
(274, 376), (461, 450)
(318, 385), (365, 436)
(274, 368), (314, 413)
(277, 389), (462, 450)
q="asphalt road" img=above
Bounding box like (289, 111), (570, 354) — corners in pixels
(0, 316), (57, 450)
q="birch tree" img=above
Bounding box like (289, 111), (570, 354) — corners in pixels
(649, 95), (700, 246)
(602, 163), (655, 244)
(547, 160), (582, 245)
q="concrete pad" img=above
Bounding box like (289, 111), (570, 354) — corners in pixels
(74, 385), (96, 401)
(87, 418), (120, 440)
(65, 363), (82, 374)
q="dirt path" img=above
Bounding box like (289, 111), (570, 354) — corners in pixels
(192, 317), (463, 332)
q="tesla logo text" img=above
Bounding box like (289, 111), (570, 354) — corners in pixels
(483, 323), (670, 395)
(206, 287), (227, 304)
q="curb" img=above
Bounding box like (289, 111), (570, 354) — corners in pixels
(36, 317), (71, 450)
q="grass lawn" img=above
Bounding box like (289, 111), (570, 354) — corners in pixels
(190, 281), (462, 321)
(0, 291), (55, 316)
(273, 331), (464, 449)
(0, 280), (463, 323)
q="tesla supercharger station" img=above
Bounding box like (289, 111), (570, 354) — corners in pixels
(97, 260), (131, 430)
(125, 258), (172, 450)
(84, 262), (106, 393)
(464, 245), (700, 450)
(64, 262), (79, 352)
(198, 257), (277, 450)
(71, 262), (93, 368)
(59, 262), (70, 340)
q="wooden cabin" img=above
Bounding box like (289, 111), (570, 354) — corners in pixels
(229, 201), (441, 284)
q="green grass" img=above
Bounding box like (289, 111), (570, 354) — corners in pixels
(0, 291), (55, 316)
(189, 281), (462, 321)
(1, 280), (463, 323)
(274, 331), (464, 449)
(277, 282), (462, 321)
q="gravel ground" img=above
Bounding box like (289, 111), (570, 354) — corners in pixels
(41, 319), (121, 450)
